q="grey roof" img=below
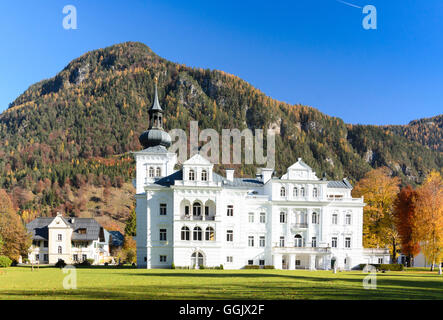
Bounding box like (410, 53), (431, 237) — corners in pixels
(213, 173), (263, 187)
(26, 217), (105, 241)
(327, 179), (353, 189)
(154, 170), (263, 188)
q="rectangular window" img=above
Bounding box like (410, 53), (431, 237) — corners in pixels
(280, 212), (286, 223)
(378, 258), (383, 264)
(57, 234), (62, 241)
(160, 255), (167, 262)
(185, 206), (189, 216)
(226, 230), (233, 242)
(227, 256), (233, 263)
(44, 254), (48, 261)
(259, 259), (265, 266)
(248, 212), (254, 223)
(44, 241), (48, 248)
(295, 260), (301, 266)
(259, 236), (265, 247)
(35, 254), (39, 261)
(260, 212), (266, 223)
(205, 206), (209, 216)
(159, 229), (167, 241)
(345, 237), (351, 248)
(332, 214), (338, 225)
(311, 237), (317, 247)
(73, 254), (78, 262)
(82, 254), (87, 261)
(345, 214), (351, 225)
(227, 205), (234, 216)
(78, 228), (87, 234)
(248, 236), (254, 247)
(279, 236), (285, 247)
(160, 203), (167, 215)
(248, 260), (254, 265)
(332, 237), (337, 248)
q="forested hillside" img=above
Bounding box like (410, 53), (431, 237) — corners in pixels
(0, 41), (441, 230)
(382, 115), (443, 152)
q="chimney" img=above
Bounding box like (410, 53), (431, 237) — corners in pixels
(70, 217), (75, 224)
(261, 168), (273, 183)
(225, 168), (234, 182)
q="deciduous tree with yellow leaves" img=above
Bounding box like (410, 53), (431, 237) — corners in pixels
(412, 171), (443, 271)
(0, 189), (32, 261)
(353, 167), (401, 262)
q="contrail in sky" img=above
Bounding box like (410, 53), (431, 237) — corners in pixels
(336, 0), (362, 9)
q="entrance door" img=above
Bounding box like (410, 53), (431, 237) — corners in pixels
(282, 256), (288, 269)
(191, 252), (204, 268)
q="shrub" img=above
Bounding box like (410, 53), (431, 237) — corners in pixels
(357, 263), (404, 271)
(199, 265), (205, 270)
(55, 259), (66, 268)
(219, 264), (224, 270)
(244, 265), (260, 269)
(0, 256), (12, 268)
(171, 263), (175, 269)
(263, 265), (275, 269)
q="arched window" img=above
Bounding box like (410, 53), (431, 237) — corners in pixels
(156, 167), (161, 177)
(181, 226), (190, 241)
(193, 202), (202, 216)
(148, 167), (154, 178)
(193, 227), (202, 241)
(280, 186), (286, 197)
(189, 169), (195, 181)
(294, 234), (303, 248)
(201, 170), (208, 181)
(205, 227), (215, 241)
(313, 188), (318, 198)
(312, 212), (318, 224)
(300, 187), (305, 197)
(293, 187), (298, 197)
(58, 246), (62, 254)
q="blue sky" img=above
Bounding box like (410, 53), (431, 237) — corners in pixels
(0, 0), (442, 125)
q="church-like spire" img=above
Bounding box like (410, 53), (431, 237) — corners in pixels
(148, 77), (163, 129)
(139, 78), (171, 149)
(149, 77), (163, 113)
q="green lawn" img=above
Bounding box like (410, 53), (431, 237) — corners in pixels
(0, 266), (442, 300)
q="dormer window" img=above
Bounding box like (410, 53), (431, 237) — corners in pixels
(78, 228), (87, 235)
(156, 167), (161, 177)
(148, 167), (154, 178)
(189, 169), (195, 181)
(201, 170), (208, 181)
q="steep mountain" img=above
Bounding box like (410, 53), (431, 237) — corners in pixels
(382, 115), (443, 152)
(0, 41), (442, 228)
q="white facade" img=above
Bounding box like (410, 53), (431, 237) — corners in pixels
(27, 214), (113, 265)
(134, 150), (390, 270)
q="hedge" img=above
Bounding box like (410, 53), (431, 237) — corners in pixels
(358, 263), (404, 271)
(244, 265), (260, 269)
(0, 256), (12, 268)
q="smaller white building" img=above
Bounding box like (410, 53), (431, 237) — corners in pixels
(26, 213), (116, 265)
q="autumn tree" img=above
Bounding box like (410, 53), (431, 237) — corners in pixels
(353, 167), (401, 262)
(393, 186), (420, 266)
(124, 208), (136, 236)
(412, 171), (443, 270)
(0, 189), (32, 261)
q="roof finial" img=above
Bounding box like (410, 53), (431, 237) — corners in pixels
(149, 75), (162, 112)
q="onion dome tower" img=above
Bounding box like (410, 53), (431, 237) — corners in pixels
(139, 78), (172, 149)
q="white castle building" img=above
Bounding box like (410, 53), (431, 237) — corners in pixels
(134, 84), (390, 270)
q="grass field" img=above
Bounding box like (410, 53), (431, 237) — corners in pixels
(0, 266), (442, 300)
